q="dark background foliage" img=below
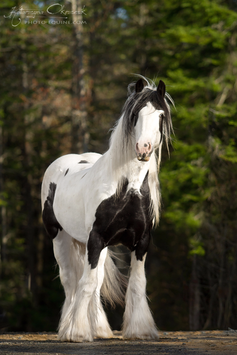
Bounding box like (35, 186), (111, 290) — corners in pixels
(0, 0), (237, 332)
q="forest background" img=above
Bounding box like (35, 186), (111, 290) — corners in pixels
(0, 0), (237, 332)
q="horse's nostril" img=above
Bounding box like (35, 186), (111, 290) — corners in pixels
(136, 141), (153, 161)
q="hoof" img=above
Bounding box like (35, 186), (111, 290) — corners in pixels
(58, 330), (93, 343)
(123, 329), (159, 340)
(96, 328), (114, 339)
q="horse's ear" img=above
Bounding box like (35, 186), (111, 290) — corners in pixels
(135, 78), (144, 93)
(157, 80), (166, 98)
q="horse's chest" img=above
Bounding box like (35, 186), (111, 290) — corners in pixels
(91, 177), (151, 251)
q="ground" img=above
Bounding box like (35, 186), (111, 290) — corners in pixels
(0, 330), (236, 354)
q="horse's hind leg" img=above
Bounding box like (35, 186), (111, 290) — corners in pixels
(53, 230), (85, 339)
(122, 251), (158, 340)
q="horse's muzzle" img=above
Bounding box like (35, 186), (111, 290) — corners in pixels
(136, 142), (153, 162)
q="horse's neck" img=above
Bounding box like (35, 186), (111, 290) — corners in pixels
(105, 117), (150, 191)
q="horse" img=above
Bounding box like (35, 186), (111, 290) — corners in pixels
(41, 76), (173, 342)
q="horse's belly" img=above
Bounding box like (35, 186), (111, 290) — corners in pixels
(53, 180), (88, 242)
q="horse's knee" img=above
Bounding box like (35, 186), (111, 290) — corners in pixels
(60, 268), (74, 290)
(80, 279), (97, 297)
(135, 233), (151, 261)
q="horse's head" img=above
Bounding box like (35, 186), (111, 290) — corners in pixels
(134, 79), (167, 162)
(123, 78), (172, 162)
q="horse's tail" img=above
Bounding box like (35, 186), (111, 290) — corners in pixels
(101, 249), (128, 308)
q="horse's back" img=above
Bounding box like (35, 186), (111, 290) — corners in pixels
(41, 153), (101, 206)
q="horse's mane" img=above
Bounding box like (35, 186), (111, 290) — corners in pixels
(109, 75), (174, 226)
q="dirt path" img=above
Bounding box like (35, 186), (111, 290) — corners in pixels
(0, 330), (236, 354)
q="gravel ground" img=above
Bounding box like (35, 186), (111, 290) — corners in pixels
(0, 330), (236, 354)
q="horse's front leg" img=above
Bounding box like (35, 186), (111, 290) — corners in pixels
(123, 248), (158, 340)
(93, 247), (113, 339)
(58, 231), (104, 342)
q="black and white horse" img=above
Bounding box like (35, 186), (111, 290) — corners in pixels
(41, 76), (173, 342)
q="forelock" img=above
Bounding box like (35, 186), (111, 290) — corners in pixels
(122, 88), (170, 137)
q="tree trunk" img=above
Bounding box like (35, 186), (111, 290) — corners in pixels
(0, 125), (7, 267)
(20, 10), (37, 312)
(189, 255), (200, 330)
(71, 0), (89, 153)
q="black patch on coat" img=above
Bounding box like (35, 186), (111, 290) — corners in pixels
(78, 160), (89, 164)
(87, 173), (153, 269)
(64, 168), (69, 176)
(42, 182), (62, 239)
